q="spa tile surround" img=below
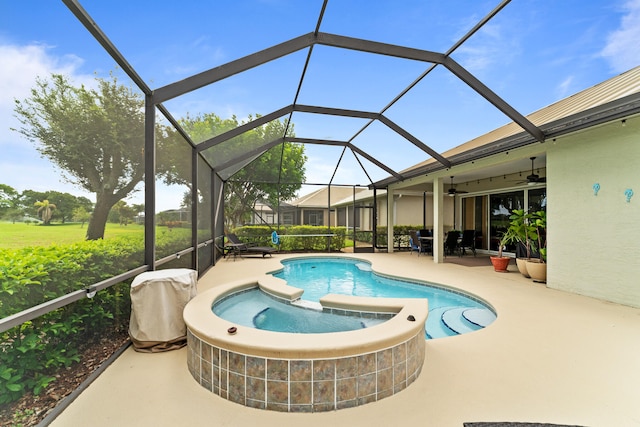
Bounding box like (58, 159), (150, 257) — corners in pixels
(187, 329), (425, 412)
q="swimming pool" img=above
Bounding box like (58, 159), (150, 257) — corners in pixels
(270, 257), (496, 339)
(183, 255), (494, 412)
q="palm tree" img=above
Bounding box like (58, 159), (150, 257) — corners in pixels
(35, 199), (56, 225)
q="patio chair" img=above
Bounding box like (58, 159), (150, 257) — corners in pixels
(418, 229), (433, 255)
(458, 229), (477, 257)
(444, 230), (460, 257)
(409, 230), (421, 255)
(226, 233), (277, 258)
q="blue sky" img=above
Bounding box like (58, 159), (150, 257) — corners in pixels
(1, 0), (639, 211)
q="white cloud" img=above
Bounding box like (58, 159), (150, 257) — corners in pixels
(601, 0), (640, 72)
(304, 155), (338, 184)
(556, 75), (575, 99)
(454, 22), (522, 74)
(0, 43), (92, 145)
(0, 43), (186, 211)
(0, 43), (84, 108)
(0, 44), (97, 202)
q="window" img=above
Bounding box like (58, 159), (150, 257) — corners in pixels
(489, 191), (524, 252)
(304, 210), (324, 226)
(528, 188), (547, 212)
(282, 212), (294, 225)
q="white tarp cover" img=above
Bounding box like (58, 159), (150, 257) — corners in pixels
(129, 268), (198, 352)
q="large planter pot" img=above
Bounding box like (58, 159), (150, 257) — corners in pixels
(526, 259), (547, 283)
(516, 258), (530, 278)
(490, 256), (511, 272)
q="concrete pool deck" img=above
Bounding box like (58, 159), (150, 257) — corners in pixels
(50, 252), (640, 427)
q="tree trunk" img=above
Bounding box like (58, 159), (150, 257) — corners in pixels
(86, 195), (114, 240)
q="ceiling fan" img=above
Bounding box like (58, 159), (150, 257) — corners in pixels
(447, 176), (468, 196)
(522, 156), (546, 184)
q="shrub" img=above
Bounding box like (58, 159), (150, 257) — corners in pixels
(0, 232), (188, 403)
(233, 225), (346, 252)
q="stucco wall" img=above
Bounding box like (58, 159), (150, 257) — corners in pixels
(547, 116), (640, 308)
(391, 195), (454, 228)
(395, 196), (425, 226)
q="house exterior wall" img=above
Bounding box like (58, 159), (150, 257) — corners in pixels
(377, 198), (388, 225)
(392, 195), (454, 229)
(547, 116), (640, 308)
(394, 196), (424, 226)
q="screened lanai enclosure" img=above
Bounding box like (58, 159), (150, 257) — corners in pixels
(61, 0), (552, 267)
(6, 1), (640, 417)
(5, 0), (633, 331)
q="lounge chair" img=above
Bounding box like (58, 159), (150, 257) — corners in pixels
(226, 233), (277, 258)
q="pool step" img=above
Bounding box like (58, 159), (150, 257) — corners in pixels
(355, 262), (372, 272)
(442, 307), (482, 335)
(425, 307), (455, 339)
(463, 308), (496, 327)
(426, 306), (496, 339)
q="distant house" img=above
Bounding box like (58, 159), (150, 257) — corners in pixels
(286, 186), (368, 227)
(250, 200), (293, 226)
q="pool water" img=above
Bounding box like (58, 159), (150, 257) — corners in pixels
(271, 257), (496, 339)
(213, 288), (388, 333)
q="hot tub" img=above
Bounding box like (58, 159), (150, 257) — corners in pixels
(183, 275), (428, 412)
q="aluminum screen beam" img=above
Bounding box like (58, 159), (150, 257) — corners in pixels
(197, 105), (294, 152)
(294, 104), (380, 120)
(157, 104), (196, 147)
(347, 144), (402, 180)
(314, 32), (543, 145)
(214, 137), (285, 173)
(371, 93), (640, 189)
(347, 0), (512, 145)
(316, 32), (446, 64)
(292, 105), (447, 168)
(288, 137), (347, 146)
(287, 137), (401, 179)
(378, 116), (451, 168)
(443, 57), (545, 142)
(62, 0), (151, 95)
(153, 33), (315, 104)
(198, 102), (447, 173)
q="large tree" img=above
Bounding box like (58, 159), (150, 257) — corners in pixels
(13, 73), (147, 239)
(0, 184), (22, 221)
(171, 113), (306, 229)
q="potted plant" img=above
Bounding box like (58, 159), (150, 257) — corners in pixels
(525, 210), (547, 282)
(490, 226), (518, 273)
(507, 209), (537, 277)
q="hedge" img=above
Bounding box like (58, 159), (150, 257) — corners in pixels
(232, 225), (346, 252)
(0, 231), (190, 404)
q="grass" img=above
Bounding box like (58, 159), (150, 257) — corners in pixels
(0, 221), (145, 249)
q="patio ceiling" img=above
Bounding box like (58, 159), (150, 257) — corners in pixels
(61, 0), (640, 191)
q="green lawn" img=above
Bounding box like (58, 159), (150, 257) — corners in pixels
(0, 221), (145, 249)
